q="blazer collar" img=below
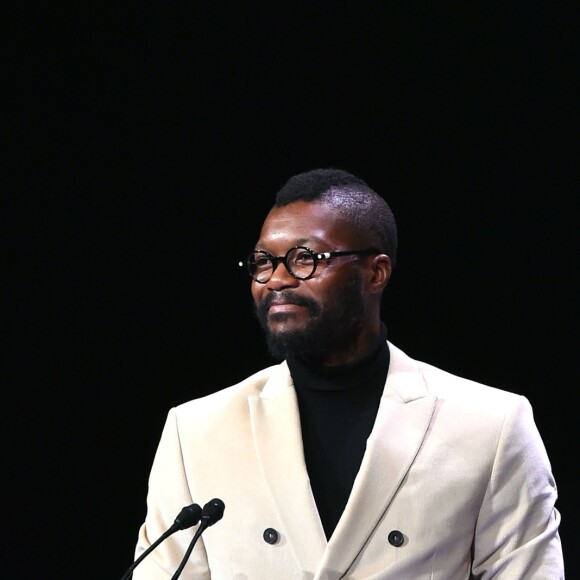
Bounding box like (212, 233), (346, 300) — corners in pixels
(249, 362), (327, 572)
(317, 342), (437, 577)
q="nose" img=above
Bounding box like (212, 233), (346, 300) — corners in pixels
(266, 258), (299, 289)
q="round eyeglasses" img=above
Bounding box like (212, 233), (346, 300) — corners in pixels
(242, 245), (379, 283)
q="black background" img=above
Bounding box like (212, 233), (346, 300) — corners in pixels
(4, 4), (578, 578)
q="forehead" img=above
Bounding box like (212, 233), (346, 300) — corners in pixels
(257, 200), (356, 249)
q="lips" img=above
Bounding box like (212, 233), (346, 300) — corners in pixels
(263, 292), (309, 313)
(263, 295), (308, 319)
(268, 302), (304, 314)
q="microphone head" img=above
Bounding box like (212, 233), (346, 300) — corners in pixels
(201, 498), (225, 527)
(174, 503), (202, 530)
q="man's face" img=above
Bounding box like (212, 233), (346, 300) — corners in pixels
(251, 200), (371, 364)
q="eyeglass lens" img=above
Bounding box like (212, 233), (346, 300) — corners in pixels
(248, 247), (317, 282)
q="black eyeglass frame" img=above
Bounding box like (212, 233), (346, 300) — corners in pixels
(244, 245), (380, 283)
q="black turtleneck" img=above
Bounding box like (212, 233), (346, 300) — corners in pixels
(286, 324), (390, 540)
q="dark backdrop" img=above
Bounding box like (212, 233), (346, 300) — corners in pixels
(4, 4), (577, 578)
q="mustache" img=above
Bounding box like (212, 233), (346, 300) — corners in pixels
(256, 291), (321, 321)
(261, 290), (316, 310)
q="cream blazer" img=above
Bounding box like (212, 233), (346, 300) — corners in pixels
(133, 342), (563, 579)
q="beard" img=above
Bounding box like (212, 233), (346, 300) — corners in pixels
(253, 273), (365, 364)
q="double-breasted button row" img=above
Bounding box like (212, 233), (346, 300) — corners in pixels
(263, 527), (404, 548)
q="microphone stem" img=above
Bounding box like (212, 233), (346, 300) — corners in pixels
(170, 522), (208, 580)
(120, 526), (175, 580)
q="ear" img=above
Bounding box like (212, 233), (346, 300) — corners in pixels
(367, 254), (392, 294)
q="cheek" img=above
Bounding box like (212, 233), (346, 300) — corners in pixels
(250, 283), (263, 304)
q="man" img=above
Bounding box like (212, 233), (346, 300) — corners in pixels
(132, 168), (563, 578)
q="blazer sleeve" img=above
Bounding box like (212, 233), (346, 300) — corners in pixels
(471, 395), (564, 578)
(133, 408), (212, 579)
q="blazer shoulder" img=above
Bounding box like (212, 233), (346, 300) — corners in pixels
(173, 361), (291, 420)
(387, 340), (526, 406)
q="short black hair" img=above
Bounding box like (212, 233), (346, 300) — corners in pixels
(274, 168), (398, 268)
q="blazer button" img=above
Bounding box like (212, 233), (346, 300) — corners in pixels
(263, 528), (279, 544)
(388, 530), (404, 547)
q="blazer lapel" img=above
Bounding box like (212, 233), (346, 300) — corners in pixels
(249, 362), (327, 573)
(316, 343), (438, 577)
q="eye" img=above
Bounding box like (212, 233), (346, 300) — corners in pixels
(252, 254), (272, 271)
(292, 250), (315, 265)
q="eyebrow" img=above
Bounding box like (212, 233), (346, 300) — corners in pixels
(255, 236), (327, 252)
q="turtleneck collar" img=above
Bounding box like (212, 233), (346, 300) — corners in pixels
(287, 323), (389, 392)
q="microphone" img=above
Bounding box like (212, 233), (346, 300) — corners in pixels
(170, 498), (226, 579)
(120, 503), (202, 580)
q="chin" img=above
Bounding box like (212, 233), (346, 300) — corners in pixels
(267, 319), (306, 337)
(268, 310), (306, 327)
